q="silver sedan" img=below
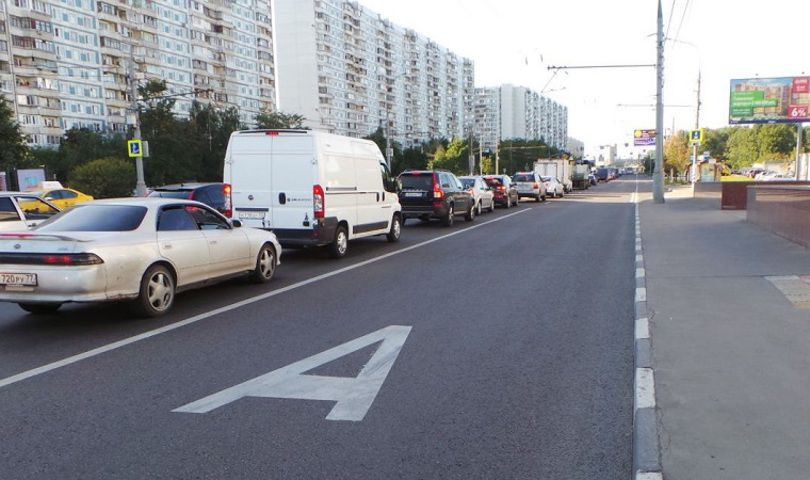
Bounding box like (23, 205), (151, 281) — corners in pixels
(0, 198), (281, 317)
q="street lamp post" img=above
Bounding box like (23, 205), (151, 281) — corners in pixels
(128, 49), (148, 197)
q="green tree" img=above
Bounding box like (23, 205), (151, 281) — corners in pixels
(30, 128), (127, 183)
(0, 97), (30, 173)
(433, 137), (469, 175)
(255, 110), (306, 129)
(755, 124), (795, 161)
(69, 157), (136, 198)
(137, 79), (191, 186)
(186, 101), (244, 182)
(726, 127), (759, 169)
(664, 131), (690, 174)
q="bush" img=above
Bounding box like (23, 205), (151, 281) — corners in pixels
(68, 157), (136, 199)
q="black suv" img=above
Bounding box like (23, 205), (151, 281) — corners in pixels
(398, 170), (475, 226)
(148, 183), (231, 216)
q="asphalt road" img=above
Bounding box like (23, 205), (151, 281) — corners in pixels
(0, 178), (637, 479)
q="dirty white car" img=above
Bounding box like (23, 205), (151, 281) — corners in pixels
(0, 198), (281, 317)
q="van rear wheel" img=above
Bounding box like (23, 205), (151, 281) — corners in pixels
(330, 225), (349, 258)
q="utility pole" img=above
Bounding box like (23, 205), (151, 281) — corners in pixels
(691, 70), (701, 185)
(653, 0), (665, 203)
(479, 133), (484, 175)
(495, 146), (499, 176)
(128, 49), (148, 197)
(468, 132), (475, 175)
(384, 105), (392, 169)
(796, 123), (803, 181)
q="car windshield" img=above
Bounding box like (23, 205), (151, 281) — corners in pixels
(35, 205), (148, 232)
(513, 174), (534, 182)
(399, 174), (433, 190)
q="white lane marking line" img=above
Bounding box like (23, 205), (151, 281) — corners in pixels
(635, 368), (656, 409)
(636, 473), (663, 480)
(174, 325), (411, 422)
(635, 318), (650, 340)
(0, 208), (531, 390)
(636, 254), (644, 263)
(635, 287), (647, 303)
(636, 268), (646, 279)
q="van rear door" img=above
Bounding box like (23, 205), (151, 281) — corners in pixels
(271, 132), (316, 232)
(226, 133), (273, 229)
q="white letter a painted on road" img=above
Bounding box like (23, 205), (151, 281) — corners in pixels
(173, 325), (412, 421)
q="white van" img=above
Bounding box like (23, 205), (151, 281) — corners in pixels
(223, 129), (402, 258)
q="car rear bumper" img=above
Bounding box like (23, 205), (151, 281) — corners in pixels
(273, 217), (338, 246)
(0, 266), (120, 303)
(401, 205), (448, 218)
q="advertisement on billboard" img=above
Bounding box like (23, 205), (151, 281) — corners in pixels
(729, 77), (810, 124)
(633, 129), (656, 146)
(16, 168), (46, 191)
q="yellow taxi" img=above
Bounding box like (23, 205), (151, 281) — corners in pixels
(34, 188), (94, 210)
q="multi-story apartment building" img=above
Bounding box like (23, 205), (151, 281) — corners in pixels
(274, 0), (474, 148)
(473, 84), (568, 153)
(0, 0), (275, 147)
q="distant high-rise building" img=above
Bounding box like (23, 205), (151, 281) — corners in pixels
(0, 0), (275, 147)
(473, 84), (568, 152)
(273, 0), (474, 147)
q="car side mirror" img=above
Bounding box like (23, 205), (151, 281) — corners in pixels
(45, 197), (53, 201)
(231, 219), (243, 228)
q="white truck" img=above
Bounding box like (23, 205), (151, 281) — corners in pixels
(223, 129), (402, 258)
(534, 159), (574, 193)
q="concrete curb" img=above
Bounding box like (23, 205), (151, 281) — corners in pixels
(632, 184), (663, 480)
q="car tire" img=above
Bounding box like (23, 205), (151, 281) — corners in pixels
(442, 205), (455, 226)
(250, 243), (277, 283)
(489, 200), (496, 213)
(134, 264), (176, 318)
(329, 225), (349, 258)
(18, 303), (62, 315)
(465, 202), (476, 222)
(387, 214), (402, 242)
(476, 201), (483, 216)
(536, 194), (542, 203)
(541, 194), (547, 202)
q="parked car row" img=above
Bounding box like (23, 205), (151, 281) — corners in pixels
(0, 130), (581, 319)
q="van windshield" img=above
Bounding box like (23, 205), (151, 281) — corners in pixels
(400, 175), (434, 190)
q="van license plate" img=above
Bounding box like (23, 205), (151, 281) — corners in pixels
(0, 273), (37, 286)
(239, 211), (266, 220)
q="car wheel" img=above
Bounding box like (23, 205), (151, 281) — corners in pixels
(442, 205), (455, 226)
(250, 243), (277, 283)
(536, 194), (542, 203)
(387, 214), (402, 242)
(329, 225), (349, 258)
(541, 194), (547, 202)
(18, 303), (62, 315)
(134, 264), (176, 318)
(476, 201), (483, 216)
(489, 199), (496, 213)
(465, 202), (476, 222)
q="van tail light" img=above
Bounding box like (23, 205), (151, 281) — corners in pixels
(533, 183), (540, 189)
(223, 183), (233, 218)
(313, 184), (325, 219)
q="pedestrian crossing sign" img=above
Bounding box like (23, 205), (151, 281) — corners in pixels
(689, 129), (704, 146)
(128, 140), (143, 158)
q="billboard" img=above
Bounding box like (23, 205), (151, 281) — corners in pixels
(729, 77), (810, 124)
(16, 168), (46, 191)
(633, 129), (656, 146)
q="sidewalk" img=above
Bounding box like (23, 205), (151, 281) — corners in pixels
(639, 182), (810, 480)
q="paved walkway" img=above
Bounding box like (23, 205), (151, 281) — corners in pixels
(639, 181), (810, 480)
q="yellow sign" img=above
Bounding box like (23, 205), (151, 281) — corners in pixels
(689, 129), (705, 145)
(127, 140), (143, 158)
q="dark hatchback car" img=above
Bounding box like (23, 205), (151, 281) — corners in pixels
(483, 175), (519, 208)
(148, 182), (231, 216)
(398, 170), (475, 226)
(595, 168), (610, 182)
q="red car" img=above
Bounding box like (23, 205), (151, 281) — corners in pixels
(483, 175), (519, 208)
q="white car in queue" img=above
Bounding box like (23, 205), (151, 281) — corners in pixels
(541, 176), (565, 198)
(458, 176), (496, 215)
(0, 198), (281, 317)
(0, 192), (60, 231)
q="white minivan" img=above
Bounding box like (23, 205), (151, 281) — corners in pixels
(223, 129), (402, 258)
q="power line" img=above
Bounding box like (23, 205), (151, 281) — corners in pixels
(673, 0), (692, 45)
(665, 0), (677, 40)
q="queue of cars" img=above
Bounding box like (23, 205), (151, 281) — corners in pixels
(0, 129), (595, 318)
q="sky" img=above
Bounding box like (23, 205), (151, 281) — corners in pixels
(359, 0), (810, 159)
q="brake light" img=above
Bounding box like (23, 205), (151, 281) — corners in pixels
(497, 186), (506, 192)
(313, 184), (325, 219)
(432, 179), (444, 200)
(223, 183), (233, 218)
(533, 183), (540, 189)
(0, 253), (107, 266)
(265, 131), (280, 136)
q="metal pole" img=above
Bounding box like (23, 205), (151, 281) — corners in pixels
(479, 133), (484, 175)
(653, 0), (665, 203)
(384, 106), (392, 169)
(129, 49), (148, 197)
(796, 123), (803, 181)
(692, 71), (701, 185)
(468, 133), (474, 175)
(495, 147), (499, 176)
